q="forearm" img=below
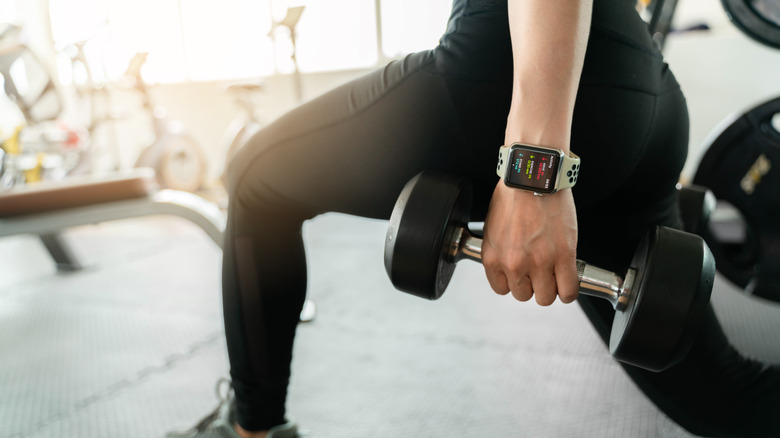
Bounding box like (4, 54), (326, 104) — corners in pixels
(505, 0), (592, 152)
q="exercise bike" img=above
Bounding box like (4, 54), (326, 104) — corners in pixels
(128, 52), (208, 193)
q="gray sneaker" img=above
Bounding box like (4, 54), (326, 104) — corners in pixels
(166, 378), (301, 438)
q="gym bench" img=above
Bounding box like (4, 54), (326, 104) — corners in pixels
(0, 169), (317, 321)
(0, 168), (225, 271)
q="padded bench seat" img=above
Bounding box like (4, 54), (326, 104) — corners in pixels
(0, 169), (226, 265)
(0, 168), (159, 217)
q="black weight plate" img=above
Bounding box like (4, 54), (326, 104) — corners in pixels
(610, 226), (715, 372)
(722, 0), (780, 49)
(384, 171), (473, 300)
(693, 96), (780, 300)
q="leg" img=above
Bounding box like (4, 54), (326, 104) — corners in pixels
(221, 46), (508, 431)
(221, 2), (524, 428)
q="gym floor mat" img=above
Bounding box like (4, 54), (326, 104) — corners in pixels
(1, 215), (777, 437)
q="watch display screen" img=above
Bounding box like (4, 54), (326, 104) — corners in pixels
(506, 146), (559, 193)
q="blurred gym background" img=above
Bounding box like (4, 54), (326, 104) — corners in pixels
(1, 0), (778, 189)
(1, 0), (780, 437)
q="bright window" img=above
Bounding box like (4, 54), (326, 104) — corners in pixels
(0, 3), (19, 24)
(179, 0), (275, 81)
(380, 0), (451, 58)
(293, 0), (378, 73)
(47, 0), (453, 83)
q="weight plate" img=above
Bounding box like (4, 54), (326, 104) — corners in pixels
(384, 171), (472, 300)
(693, 96), (780, 301)
(722, 0), (780, 49)
(157, 134), (207, 192)
(610, 226), (715, 372)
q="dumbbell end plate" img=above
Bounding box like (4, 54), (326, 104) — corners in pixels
(609, 226), (715, 372)
(384, 171), (473, 300)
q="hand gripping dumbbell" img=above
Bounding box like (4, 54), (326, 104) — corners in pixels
(384, 171), (715, 372)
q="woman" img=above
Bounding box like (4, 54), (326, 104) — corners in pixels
(170, 0), (780, 436)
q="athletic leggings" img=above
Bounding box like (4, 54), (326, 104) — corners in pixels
(222, 0), (780, 435)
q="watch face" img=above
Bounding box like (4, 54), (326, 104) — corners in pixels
(505, 145), (560, 194)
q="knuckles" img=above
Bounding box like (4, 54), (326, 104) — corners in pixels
(535, 293), (556, 306)
(557, 285), (580, 304)
(482, 240), (579, 305)
(509, 285), (533, 302)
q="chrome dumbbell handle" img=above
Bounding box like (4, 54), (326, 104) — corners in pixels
(448, 225), (633, 311)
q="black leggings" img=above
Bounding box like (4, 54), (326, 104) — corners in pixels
(222, 0), (780, 435)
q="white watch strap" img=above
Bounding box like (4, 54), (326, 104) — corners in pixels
(558, 151), (581, 190)
(496, 145), (511, 179)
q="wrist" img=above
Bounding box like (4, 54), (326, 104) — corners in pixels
(505, 108), (572, 153)
(503, 134), (571, 155)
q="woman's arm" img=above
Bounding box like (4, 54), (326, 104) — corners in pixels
(482, 0), (592, 305)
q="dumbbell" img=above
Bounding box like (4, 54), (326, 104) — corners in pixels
(384, 171), (715, 372)
(677, 184), (716, 236)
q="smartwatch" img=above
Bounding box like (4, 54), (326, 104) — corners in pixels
(496, 143), (580, 196)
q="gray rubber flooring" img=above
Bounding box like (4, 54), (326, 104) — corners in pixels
(1, 213), (779, 437)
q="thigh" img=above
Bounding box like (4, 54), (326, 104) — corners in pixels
(225, 0), (521, 222)
(225, 52), (509, 222)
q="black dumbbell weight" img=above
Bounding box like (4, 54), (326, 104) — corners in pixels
(385, 171), (715, 372)
(677, 185), (716, 236)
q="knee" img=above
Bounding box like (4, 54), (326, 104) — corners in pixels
(223, 137), (275, 214)
(224, 155), (314, 226)
(224, 146), (250, 202)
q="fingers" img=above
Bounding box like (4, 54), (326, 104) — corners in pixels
(528, 271), (557, 306)
(484, 264), (511, 296)
(509, 275), (533, 302)
(481, 182), (579, 306)
(484, 248), (578, 305)
(505, 265), (558, 306)
(555, 258), (580, 304)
